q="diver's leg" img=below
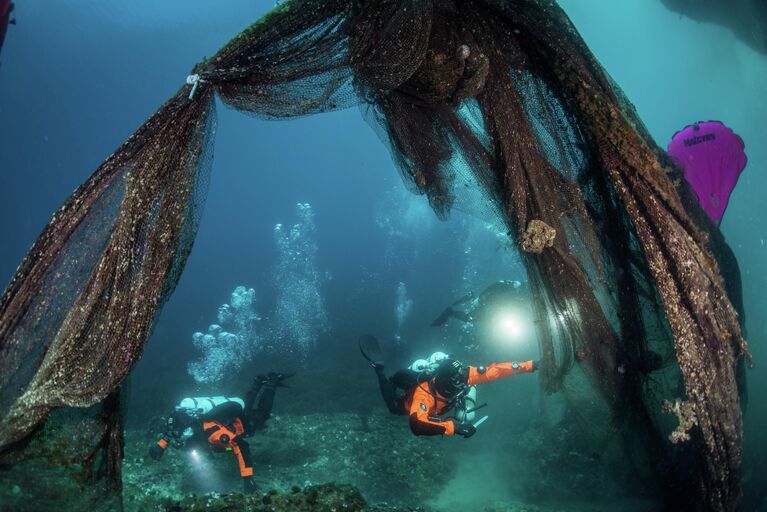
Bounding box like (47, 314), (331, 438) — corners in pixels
(452, 292), (475, 306)
(450, 310), (473, 323)
(231, 438), (256, 493)
(375, 367), (403, 415)
(244, 373), (291, 434)
(249, 384), (276, 428)
(243, 380), (264, 415)
(431, 307), (473, 326)
(431, 307), (454, 327)
(359, 335), (401, 414)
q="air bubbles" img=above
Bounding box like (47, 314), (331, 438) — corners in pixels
(272, 203), (329, 354)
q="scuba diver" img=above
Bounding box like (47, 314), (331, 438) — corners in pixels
(148, 372), (290, 494)
(431, 280), (525, 327)
(360, 336), (537, 437)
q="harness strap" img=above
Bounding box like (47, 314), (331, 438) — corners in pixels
(230, 442), (254, 477)
(202, 419), (254, 477)
(203, 421), (221, 437)
(427, 380), (458, 409)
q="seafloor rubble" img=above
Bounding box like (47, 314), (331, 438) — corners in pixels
(0, 363), (658, 512)
(123, 412), (455, 509)
(154, 484), (557, 512)
(0, 407), (653, 512)
(118, 411), (646, 512)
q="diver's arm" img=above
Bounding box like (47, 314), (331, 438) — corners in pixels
(408, 384), (455, 436)
(467, 361), (535, 385)
(149, 435), (170, 460)
(149, 414), (198, 460)
(230, 438), (255, 478)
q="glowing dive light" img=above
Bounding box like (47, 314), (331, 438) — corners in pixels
(499, 314), (522, 337)
(492, 309), (525, 341)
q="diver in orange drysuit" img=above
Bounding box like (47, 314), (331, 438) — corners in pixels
(360, 336), (537, 437)
(407, 358), (537, 437)
(148, 372), (289, 493)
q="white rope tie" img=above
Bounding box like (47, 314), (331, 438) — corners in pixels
(186, 74), (205, 100)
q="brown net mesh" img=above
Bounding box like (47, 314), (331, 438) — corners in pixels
(0, 0), (750, 510)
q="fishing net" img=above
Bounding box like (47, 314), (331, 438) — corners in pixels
(0, 0), (750, 510)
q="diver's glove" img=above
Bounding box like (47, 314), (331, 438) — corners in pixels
(453, 422), (477, 438)
(532, 360), (540, 372)
(243, 476), (259, 494)
(148, 443), (165, 460)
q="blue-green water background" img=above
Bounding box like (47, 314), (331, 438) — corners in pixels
(0, 1), (765, 509)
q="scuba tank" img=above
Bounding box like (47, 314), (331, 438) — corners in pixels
(408, 352), (449, 376)
(176, 396), (245, 418)
(408, 352), (449, 374)
(409, 359), (430, 372)
(428, 351), (449, 368)
(454, 385), (478, 422)
(400, 353), (449, 390)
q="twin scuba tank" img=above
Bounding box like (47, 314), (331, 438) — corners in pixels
(175, 396), (245, 418)
(409, 352), (478, 422)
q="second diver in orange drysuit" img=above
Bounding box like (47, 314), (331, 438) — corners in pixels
(148, 372), (290, 493)
(359, 336), (537, 438)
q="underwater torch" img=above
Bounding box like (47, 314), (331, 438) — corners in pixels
(473, 415), (489, 428)
(490, 307), (530, 346)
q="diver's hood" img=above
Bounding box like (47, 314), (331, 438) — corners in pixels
(433, 358), (469, 398)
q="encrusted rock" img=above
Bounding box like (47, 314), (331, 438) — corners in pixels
(520, 220), (556, 254)
(160, 483), (366, 512)
(661, 398), (697, 444)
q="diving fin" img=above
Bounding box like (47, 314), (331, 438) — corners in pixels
(269, 371), (294, 388)
(431, 307), (454, 327)
(359, 335), (384, 369)
(254, 372), (294, 388)
(451, 292), (475, 306)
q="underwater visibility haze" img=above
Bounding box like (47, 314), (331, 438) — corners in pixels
(0, 1), (766, 511)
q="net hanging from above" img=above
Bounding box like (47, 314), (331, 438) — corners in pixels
(0, 1), (750, 510)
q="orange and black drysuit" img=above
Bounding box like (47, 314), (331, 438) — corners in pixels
(151, 378), (278, 492)
(201, 416), (254, 479)
(379, 361), (535, 436)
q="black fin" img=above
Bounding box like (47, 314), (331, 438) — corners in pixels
(254, 372), (294, 389)
(272, 372), (294, 388)
(451, 293), (474, 306)
(359, 335), (383, 368)
(431, 307), (454, 327)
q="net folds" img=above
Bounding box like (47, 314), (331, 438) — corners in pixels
(0, 1), (750, 510)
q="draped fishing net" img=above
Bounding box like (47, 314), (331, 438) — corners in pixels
(0, 0), (750, 510)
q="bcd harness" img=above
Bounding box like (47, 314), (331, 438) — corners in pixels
(424, 378), (486, 422)
(203, 417), (253, 477)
